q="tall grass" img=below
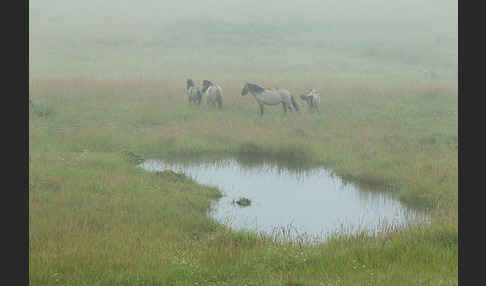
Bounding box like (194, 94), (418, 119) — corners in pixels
(29, 77), (457, 285)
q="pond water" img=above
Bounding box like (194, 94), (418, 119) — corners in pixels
(140, 158), (429, 242)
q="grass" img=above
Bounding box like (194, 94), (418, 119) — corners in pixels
(29, 77), (457, 285)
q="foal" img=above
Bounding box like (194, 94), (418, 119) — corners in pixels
(300, 88), (320, 114)
(186, 79), (202, 105)
(202, 80), (223, 108)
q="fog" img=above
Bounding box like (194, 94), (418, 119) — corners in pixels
(29, 0), (457, 81)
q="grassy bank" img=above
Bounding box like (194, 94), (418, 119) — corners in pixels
(29, 77), (457, 285)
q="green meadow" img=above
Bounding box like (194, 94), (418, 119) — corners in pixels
(29, 0), (458, 285)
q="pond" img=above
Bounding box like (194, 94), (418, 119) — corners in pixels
(140, 158), (429, 242)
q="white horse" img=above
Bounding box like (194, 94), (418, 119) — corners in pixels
(241, 82), (299, 116)
(186, 79), (202, 105)
(202, 80), (223, 108)
(300, 88), (320, 114)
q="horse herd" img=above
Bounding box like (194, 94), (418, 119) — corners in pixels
(186, 78), (321, 116)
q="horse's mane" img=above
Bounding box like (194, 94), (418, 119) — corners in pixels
(202, 80), (214, 92)
(187, 79), (194, 89)
(247, 83), (265, 93)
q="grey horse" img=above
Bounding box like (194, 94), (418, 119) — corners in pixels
(202, 80), (223, 108)
(241, 82), (299, 116)
(186, 79), (202, 105)
(300, 88), (320, 114)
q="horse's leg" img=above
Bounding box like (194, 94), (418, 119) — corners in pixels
(259, 104), (264, 116)
(282, 102), (287, 114)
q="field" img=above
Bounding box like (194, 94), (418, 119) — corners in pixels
(29, 0), (457, 285)
(29, 76), (457, 285)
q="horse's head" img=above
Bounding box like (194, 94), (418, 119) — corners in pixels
(186, 79), (194, 90)
(308, 88), (319, 96)
(202, 80), (212, 93)
(241, 83), (263, 96)
(241, 83), (249, 96)
(301, 89), (319, 101)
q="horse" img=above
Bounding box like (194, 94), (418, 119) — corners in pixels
(299, 88), (320, 114)
(240, 82), (299, 116)
(186, 79), (202, 105)
(202, 80), (223, 108)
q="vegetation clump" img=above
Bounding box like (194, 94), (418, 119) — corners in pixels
(238, 142), (264, 156)
(122, 150), (145, 164)
(155, 170), (188, 182)
(233, 197), (252, 207)
(29, 100), (54, 118)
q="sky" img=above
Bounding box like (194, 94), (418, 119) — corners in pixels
(29, 0), (458, 80)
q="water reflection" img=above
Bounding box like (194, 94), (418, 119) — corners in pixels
(140, 158), (429, 242)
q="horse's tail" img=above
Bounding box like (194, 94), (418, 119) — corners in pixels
(187, 87), (192, 103)
(194, 88), (201, 105)
(216, 87), (223, 108)
(290, 95), (299, 111)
